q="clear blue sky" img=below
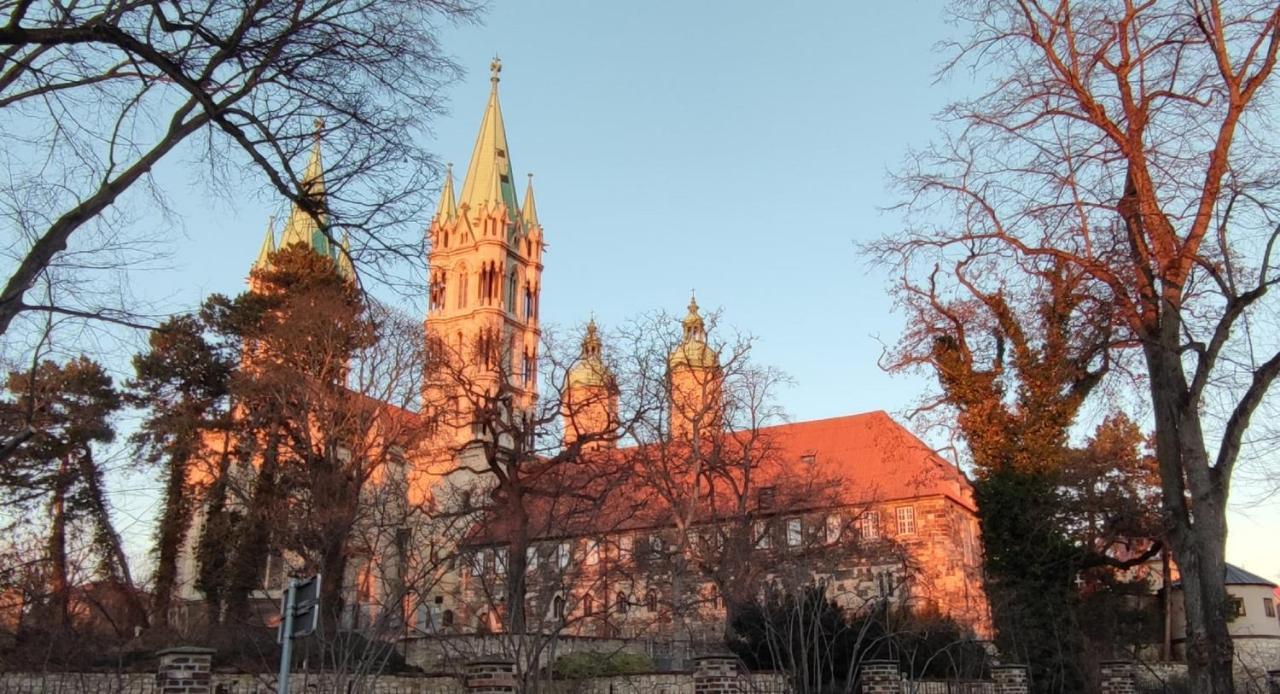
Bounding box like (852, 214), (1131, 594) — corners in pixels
(113, 1), (1277, 580)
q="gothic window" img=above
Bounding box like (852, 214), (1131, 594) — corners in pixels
(524, 285), (534, 320)
(583, 594), (594, 616)
(457, 268), (469, 309)
(507, 270), (518, 312)
(645, 588), (659, 613)
(552, 594), (565, 620)
(896, 506), (916, 535)
(616, 592), (628, 614)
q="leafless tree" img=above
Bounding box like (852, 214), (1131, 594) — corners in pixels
(0, 0), (482, 338)
(874, 2), (1280, 691)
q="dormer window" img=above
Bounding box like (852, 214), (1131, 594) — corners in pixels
(756, 486), (776, 510)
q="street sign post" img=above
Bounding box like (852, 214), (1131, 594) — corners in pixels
(277, 574), (321, 694)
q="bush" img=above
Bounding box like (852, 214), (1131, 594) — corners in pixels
(553, 651), (654, 679)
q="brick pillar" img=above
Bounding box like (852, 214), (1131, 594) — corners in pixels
(1265, 669), (1280, 694)
(991, 664), (1029, 694)
(465, 658), (517, 694)
(155, 646), (215, 694)
(693, 653), (740, 694)
(1099, 660), (1137, 694)
(859, 659), (900, 694)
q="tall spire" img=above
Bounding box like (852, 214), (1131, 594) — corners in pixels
(436, 163), (458, 221)
(522, 173), (539, 227)
(254, 216), (277, 270)
(279, 118), (331, 255)
(458, 57), (520, 216)
(337, 230), (355, 280)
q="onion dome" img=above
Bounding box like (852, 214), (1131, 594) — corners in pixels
(568, 320), (613, 388)
(668, 296), (719, 369)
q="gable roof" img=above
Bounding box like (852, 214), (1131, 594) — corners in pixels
(464, 409), (974, 546)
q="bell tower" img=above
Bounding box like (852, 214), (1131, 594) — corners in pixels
(425, 58), (544, 438)
(668, 296), (722, 441)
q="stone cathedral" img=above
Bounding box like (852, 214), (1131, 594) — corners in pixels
(172, 60), (992, 656)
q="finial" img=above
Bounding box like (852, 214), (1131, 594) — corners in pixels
(688, 290), (699, 314)
(313, 117), (325, 137)
(490, 56), (502, 83)
(447, 162), (453, 175)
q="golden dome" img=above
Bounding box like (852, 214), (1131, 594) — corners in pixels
(668, 296), (719, 370)
(568, 320), (614, 388)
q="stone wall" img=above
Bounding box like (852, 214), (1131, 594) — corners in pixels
(0, 669), (788, 694)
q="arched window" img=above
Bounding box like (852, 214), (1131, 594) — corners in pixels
(616, 592), (628, 614)
(645, 589), (658, 613)
(457, 266), (469, 309)
(442, 609), (455, 627)
(552, 594), (565, 620)
(507, 270), (518, 312)
(583, 594), (594, 616)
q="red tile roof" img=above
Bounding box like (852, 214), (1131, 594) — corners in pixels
(466, 410), (973, 545)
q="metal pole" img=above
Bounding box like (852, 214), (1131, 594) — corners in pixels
(278, 578), (296, 694)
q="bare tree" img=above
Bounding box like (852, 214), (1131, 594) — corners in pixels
(876, 2), (1280, 691)
(0, 0), (481, 337)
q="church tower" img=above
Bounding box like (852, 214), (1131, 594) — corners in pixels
(249, 119), (353, 288)
(563, 320), (618, 450)
(668, 297), (722, 441)
(425, 59), (544, 435)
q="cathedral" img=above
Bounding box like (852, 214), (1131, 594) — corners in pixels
(173, 59), (991, 658)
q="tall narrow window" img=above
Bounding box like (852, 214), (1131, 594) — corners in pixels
(786, 518), (803, 547)
(583, 594), (594, 616)
(646, 589), (658, 612)
(825, 515), (842, 544)
(616, 592), (628, 614)
(859, 511), (880, 540)
(896, 506), (916, 535)
(754, 521), (771, 550)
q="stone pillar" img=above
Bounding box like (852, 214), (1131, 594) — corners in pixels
(859, 659), (900, 694)
(1265, 669), (1280, 694)
(465, 658), (517, 694)
(991, 664), (1030, 694)
(155, 646), (215, 694)
(1099, 660), (1137, 694)
(693, 653), (740, 694)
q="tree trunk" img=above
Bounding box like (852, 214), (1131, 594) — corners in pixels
(1145, 335), (1234, 693)
(47, 458), (71, 631)
(150, 443), (194, 628)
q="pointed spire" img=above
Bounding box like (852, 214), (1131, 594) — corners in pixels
(522, 173), (540, 227)
(436, 163), (458, 221)
(682, 292), (706, 341)
(337, 230), (355, 280)
(459, 57), (520, 217)
(254, 216), (277, 270)
(279, 117), (330, 255)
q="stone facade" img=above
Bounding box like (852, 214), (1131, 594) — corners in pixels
(1098, 660), (1136, 694)
(155, 647), (214, 694)
(858, 660), (900, 694)
(990, 665), (1028, 694)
